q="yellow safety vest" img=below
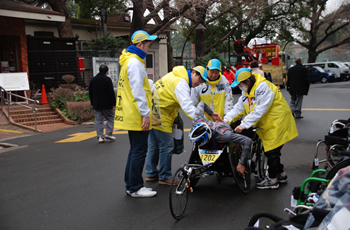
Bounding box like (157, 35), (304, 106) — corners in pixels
(152, 66), (194, 133)
(230, 74), (298, 152)
(114, 49), (152, 131)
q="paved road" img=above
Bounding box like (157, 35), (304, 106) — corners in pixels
(0, 81), (349, 230)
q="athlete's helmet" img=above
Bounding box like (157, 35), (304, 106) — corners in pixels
(189, 122), (212, 147)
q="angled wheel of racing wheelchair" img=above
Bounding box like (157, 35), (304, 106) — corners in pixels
(187, 145), (201, 188)
(169, 167), (189, 220)
(253, 137), (267, 182)
(229, 142), (252, 193)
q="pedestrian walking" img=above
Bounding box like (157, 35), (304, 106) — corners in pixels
(287, 57), (310, 119)
(89, 65), (116, 143)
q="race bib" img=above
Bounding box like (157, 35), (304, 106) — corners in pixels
(199, 149), (223, 166)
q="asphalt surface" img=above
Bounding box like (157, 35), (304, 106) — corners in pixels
(0, 81), (349, 230)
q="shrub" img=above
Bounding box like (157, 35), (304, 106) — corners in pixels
(72, 86), (90, 101)
(51, 87), (74, 111)
(62, 74), (75, 84)
(51, 86), (92, 123)
(66, 102), (94, 124)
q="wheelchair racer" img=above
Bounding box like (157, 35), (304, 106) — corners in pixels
(189, 101), (252, 176)
(224, 68), (298, 189)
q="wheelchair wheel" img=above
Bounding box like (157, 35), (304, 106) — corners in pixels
(229, 143), (251, 193)
(256, 139), (267, 181)
(326, 145), (346, 168)
(326, 158), (350, 180)
(188, 146), (201, 187)
(169, 167), (189, 220)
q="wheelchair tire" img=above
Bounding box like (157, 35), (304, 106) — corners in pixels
(169, 167), (189, 220)
(326, 146), (346, 168)
(255, 139), (267, 182)
(229, 143), (251, 193)
(188, 146), (201, 188)
(326, 158), (350, 180)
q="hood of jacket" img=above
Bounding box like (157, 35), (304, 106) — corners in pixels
(172, 66), (190, 84)
(244, 73), (265, 98)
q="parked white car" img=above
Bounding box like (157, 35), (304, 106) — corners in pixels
(304, 61), (350, 81)
(343, 62), (350, 68)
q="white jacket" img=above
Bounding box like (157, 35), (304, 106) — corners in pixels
(191, 74), (234, 120)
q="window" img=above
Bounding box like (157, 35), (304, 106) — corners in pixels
(146, 54), (153, 68)
(316, 64), (325, 68)
(328, 63), (338, 68)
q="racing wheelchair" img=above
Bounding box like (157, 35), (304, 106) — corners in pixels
(169, 128), (267, 219)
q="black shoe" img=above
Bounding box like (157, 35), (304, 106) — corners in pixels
(276, 173), (288, 183)
(295, 116), (304, 119)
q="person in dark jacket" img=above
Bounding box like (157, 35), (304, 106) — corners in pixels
(89, 65), (117, 143)
(287, 57), (310, 119)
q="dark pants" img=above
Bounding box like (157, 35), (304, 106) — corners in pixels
(264, 145), (284, 178)
(125, 131), (149, 193)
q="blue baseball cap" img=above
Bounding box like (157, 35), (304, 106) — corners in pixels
(192, 66), (209, 82)
(131, 30), (158, 44)
(230, 68), (251, 87)
(207, 59), (222, 71)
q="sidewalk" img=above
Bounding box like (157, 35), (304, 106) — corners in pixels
(0, 115), (74, 142)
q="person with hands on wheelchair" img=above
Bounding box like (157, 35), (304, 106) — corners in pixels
(189, 101), (252, 176)
(224, 68), (298, 189)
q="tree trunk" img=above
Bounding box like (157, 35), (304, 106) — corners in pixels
(47, 0), (74, 38)
(130, 0), (145, 42)
(195, 29), (206, 59)
(167, 31), (174, 71)
(193, 7), (207, 59)
(307, 48), (318, 63)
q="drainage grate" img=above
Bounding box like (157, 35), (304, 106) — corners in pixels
(0, 143), (27, 153)
(0, 143), (19, 149)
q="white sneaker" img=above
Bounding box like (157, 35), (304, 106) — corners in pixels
(98, 137), (106, 143)
(105, 135), (116, 140)
(130, 187), (157, 198)
(126, 187), (152, 195)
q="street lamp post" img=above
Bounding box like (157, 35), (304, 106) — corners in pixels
(180, 23), (206, 66)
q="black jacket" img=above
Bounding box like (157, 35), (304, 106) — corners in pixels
(287, 63), (310, 95)
(89, 73), (116, 110)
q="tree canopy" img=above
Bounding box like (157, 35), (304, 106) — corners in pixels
(278, 0), (350, 63)
(75, 0), (126, 19)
